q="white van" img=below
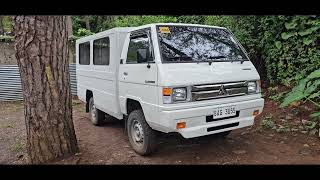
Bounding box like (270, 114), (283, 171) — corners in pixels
(76, 23), (264, 155)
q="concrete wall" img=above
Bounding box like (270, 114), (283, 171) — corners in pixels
(0, 41), (75, 65)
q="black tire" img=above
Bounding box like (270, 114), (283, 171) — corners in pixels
(214, 130), (231, 138)
(127, 109), (158, 155)
(88, 97), (105, 126)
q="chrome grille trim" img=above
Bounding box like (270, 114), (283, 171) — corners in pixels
(191, 81), (247, 101)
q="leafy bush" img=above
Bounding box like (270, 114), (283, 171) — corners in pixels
(261, 116), (275, 129)
(1, 16), (13, 34)
(281, 69), (320, 120)
(263, 16), (320, 86)
(205, 16), (320, 87)
(0, 35), (14, 42)
(74, 28), (94, 37)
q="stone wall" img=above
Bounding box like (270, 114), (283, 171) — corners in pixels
(0, 41), (75, 65)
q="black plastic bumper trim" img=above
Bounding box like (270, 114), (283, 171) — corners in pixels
(207, 122), (239, 132)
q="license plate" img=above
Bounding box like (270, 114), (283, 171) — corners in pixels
(213, 106), (236, 119)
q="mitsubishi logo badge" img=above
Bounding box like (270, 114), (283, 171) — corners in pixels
(218, 85), (227, 95)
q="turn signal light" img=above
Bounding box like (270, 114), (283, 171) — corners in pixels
(163, 88), (172, 96)
(176, 122), (186, 129)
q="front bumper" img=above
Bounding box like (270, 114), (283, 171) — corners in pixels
(151, 98), (264, 138)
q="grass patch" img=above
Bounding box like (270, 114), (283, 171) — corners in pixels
(10, 141), (26, 152)
(2, 101), (24, 112)
(0, 123), (15, 128)
(6, 124), (14, 128)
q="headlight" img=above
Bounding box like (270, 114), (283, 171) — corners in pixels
(247, 80), (261, 94)
(172, 88), (187, 101)
(163, 87), (190, 104)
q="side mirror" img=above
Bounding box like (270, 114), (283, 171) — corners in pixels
(137, 49), (148, 63)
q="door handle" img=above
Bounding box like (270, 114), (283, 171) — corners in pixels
(123, 72), (128, 76)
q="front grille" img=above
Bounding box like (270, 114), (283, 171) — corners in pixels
(191, 81), (247, 101)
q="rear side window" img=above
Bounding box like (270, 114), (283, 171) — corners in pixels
(93, 37), (110, 65)
(79, 42), (90, 65)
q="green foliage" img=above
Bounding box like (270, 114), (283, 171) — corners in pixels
(281, 69), (320, 122)
(281, 69), (320, 107)
(207, 16), (320, 87)
(310, 111), (320, 118)
(261, 116), (275, 129)
(74, 28), (94, 37)
(2, 16), (13, 33)
(263, 16), (320, 85)
(305, 121), (317, 130)
(0, 35), (14, 42)
(269, 91), (287, 102)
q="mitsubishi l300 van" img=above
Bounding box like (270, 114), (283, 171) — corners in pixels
(76, 23), (264, 155)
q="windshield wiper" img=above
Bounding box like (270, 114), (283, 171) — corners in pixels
(206, 56), (248, 64)
(207, 55), (227, 60)
(198, 56), (227, 65)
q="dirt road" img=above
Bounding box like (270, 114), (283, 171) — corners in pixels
(1, 99), (320, 164)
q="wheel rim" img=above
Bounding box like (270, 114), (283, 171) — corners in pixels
(91, 104), (97, 122)
(131, 119), (144, 146)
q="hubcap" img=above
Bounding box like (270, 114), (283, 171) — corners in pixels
(131, 119), (144, 146)
(91, 104), (96, 121)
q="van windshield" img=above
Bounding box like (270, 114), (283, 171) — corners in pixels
(156, 25), (248, 63)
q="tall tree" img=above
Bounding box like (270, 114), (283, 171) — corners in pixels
(13, 16), (79, 164)
(66, 16), (73, 38)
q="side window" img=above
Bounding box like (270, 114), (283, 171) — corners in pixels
(126, 33), (152, 64)
(93, 37), (110, 65)
(79, 42), (90, 65)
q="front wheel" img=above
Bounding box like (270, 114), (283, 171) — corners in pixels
(127, 109), (158, 155)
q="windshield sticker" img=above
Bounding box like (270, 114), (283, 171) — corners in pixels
(159, 27), (171, 34)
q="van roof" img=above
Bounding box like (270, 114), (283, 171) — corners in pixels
(136, 23), (227, 30)
(76, 23), (227, 43)
(76, 27), (134, 43)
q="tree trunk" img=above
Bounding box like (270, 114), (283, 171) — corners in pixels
(84, 16), (90, 31)
(13, 16), (79, 164)
(66, 16), (73, 38)
(0, 16), (4, 35)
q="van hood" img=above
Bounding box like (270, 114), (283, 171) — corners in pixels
(158, 61), (260, 86)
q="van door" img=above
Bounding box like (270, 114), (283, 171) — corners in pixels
(118, 28), (158, 116)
